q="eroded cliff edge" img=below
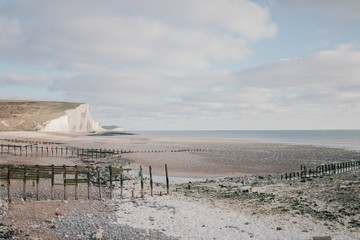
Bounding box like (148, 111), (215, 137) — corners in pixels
(0, 100), (103, 132)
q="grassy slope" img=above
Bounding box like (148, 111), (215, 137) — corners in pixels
(0, 100), (82, 131)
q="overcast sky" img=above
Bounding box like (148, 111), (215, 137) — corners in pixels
(1, 0), (359, 130)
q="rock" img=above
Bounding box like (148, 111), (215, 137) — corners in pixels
(94, 228), (104, 240)
(51, 224), (59, 229)
(55, 212), (63, 216)
(313, 237), (332, 240)
(149, 216), (155, 221)
(62, 200), (69, 204)
(45, 218), (54, 224)
(276, 227), (283, 231)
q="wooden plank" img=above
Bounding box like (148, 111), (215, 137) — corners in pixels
(64, 179), (88, 184)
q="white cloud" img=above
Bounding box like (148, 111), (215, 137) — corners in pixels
(0, 74), (47, 86)
(0, 0), (275, 71)
(45, 44), (360, 129)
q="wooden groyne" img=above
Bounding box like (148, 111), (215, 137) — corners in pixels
(0, 143), (205, 159)
(0, 144), (121, 159)
(0, 165), (130, 201)
(281, 160), (360, 181)
(0, 164), (171, 202)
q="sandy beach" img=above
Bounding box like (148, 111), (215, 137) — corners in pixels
(0, 131), (359, 239)
(1, 131), (359, 178)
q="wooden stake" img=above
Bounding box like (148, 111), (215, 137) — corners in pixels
(120, 173), (124, 199)
(75, 166), (78, 200)
(140, 166), (144, 198)
(149, 166), (153, 197)
(109, 166), (113, 199)
(36, 166), (40, 201)
(98, 167), (102, 199)
(23, 166), (27, 201)
(87, 167), (91, 200)
(165, 164), (170, 195)
(51, 165), (55, 200)
(7, 165), (11, 202)
(63, 165), (67, 200)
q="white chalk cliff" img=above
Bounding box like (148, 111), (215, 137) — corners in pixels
(41, 104), (104, 132)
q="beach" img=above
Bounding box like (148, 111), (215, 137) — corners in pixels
(0, 131), (359, 239)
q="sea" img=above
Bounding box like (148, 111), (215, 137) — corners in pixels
(127, 130), (360, 152)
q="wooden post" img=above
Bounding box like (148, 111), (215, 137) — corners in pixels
(165, 164), (170, 195)
(20, 146), (22, 156)
(109, 166), (113, 199)
(36, 165), (40, 201)
(63, 165), (67, 200)
(51, 165), (55, 200)
(149, 166), (153, 197)
(140, 166), (144, 198)
(98, 167), (102, 199)
(25, 146), (27, 156)
(23, 166), (27, 200)
(75, 166), (78, 200)
(7, 165), (11, 202)
(66, 147), (68, 158)
(87, 167), (91, 200)
(1, 144), (3, 155)
(120, 172), (124, 199)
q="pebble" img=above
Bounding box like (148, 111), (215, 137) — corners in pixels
(53, 201), (176, 240)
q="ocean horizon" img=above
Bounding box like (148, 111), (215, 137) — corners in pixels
(126, 129), (360, 152)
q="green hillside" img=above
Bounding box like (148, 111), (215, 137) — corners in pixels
(0, 100), (82, 131)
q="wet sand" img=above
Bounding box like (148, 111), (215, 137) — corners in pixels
(1, 131), (360, 179)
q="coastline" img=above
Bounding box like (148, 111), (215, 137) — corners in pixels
(0, 131), (359, 239)
(1, 131), (360, 179)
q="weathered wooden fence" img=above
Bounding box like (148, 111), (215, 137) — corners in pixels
(281, 160), (360, 181)
(0, 164), (171, 202)
(0, 144), (121, 159)
(0, 165), (131, 201)
(0, 143), (205, 159)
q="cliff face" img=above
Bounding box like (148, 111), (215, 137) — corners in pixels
(41, 104), (104, 132)
(0, 100), (103, 133)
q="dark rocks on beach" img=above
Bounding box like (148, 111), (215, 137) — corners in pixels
(313, 237), (332, 240)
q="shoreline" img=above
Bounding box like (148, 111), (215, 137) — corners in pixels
(0, 131), (359, 239)
(1, 131), (360, 179)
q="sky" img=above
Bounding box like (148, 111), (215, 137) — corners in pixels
(0, 0), (360, 130)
